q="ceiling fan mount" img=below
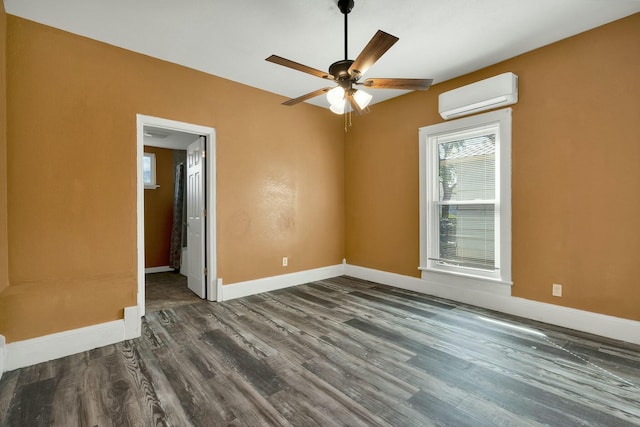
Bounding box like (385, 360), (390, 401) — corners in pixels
(266, 0), (432, 115)
(337, 0), (354, 15)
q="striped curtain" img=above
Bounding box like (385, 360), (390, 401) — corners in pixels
(168, 163), (185, 270)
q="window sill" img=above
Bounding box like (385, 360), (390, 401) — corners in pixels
(418, 266), (512, 296)
(144, 184), (160, 190)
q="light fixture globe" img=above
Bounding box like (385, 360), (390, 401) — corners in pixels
(330, 102), (346, 114)
(327, 86), (345, 106)
(353, 89), (372, 109)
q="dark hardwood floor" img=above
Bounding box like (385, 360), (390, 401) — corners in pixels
(1, 276), (639, 426)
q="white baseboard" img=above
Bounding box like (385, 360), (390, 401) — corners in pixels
(221, 264), (346, 301)
(0, 335), (5, 379)
(4, 306), (140, 372)
(124, 306), (141, 340)
(145, 266), (174, 274)
(345, 264), (640, 345)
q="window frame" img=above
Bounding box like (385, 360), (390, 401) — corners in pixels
(419, 108), (512, 286)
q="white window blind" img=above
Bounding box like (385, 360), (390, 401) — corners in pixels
(436, 133), (496, 270)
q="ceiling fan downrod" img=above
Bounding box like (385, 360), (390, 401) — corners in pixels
(328, 0), (356, 86)
(338, 0), (354, 60)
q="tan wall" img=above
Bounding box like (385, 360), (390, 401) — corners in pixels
(3, 11), (636, 344)
(143, 147), (175, 268)
(0, 4), (7, 297)
(0, 16), (345, 342)
(346, 14), (640, 321)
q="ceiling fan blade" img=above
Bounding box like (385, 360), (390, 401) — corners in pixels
(359, 78), (433, 90)
(282, 87), (333, 106)
(266, 55), (332, 80)
(348, 30), (399, 78)
(346, 93), (366, 116)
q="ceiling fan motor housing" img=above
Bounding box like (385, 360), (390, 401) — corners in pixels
(329, 59), (360, 87)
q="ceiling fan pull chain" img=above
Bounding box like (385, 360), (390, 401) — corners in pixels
(343, 109), (353, 132)
(344, 110), (348, 132)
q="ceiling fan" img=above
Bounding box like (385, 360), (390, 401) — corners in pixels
(266, 0), (433, 116)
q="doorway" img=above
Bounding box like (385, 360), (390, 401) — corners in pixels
(136, 115), (218, 317)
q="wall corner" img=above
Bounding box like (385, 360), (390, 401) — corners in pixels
(0, 334), (6, 377)
(0, 0), (9, 296)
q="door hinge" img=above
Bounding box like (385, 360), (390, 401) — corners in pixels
(202, 150), (206, 159)
(204, 267), (208, 276)
(203, 208), (207, 217)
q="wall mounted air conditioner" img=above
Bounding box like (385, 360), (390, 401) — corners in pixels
(438, 72), (518, 120)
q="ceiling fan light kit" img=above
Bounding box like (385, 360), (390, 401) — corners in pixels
(326, 86), (372, 112)
(266, 0), (432, 125)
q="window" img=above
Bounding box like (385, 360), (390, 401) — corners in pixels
(143, 152), (157, 189)
(419, 108), (511, 285)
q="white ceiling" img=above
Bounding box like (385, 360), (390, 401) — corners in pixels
(144, 126), (200, 150)
(5, 0), (640, 109)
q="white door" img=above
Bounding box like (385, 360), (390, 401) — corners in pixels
(186, 136), (206, 298)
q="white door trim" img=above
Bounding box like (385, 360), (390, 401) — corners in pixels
(136, 114), (217, 318)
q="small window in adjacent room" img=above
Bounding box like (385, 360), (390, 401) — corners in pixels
(143, 152), (158, 189)
(419, 108), (511, 285)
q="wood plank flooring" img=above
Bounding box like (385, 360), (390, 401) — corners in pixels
(1, 275), (639, 426)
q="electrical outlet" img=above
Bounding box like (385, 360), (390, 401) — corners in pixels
(552, 283), (563, 297)
(282, 257), (288, 267)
